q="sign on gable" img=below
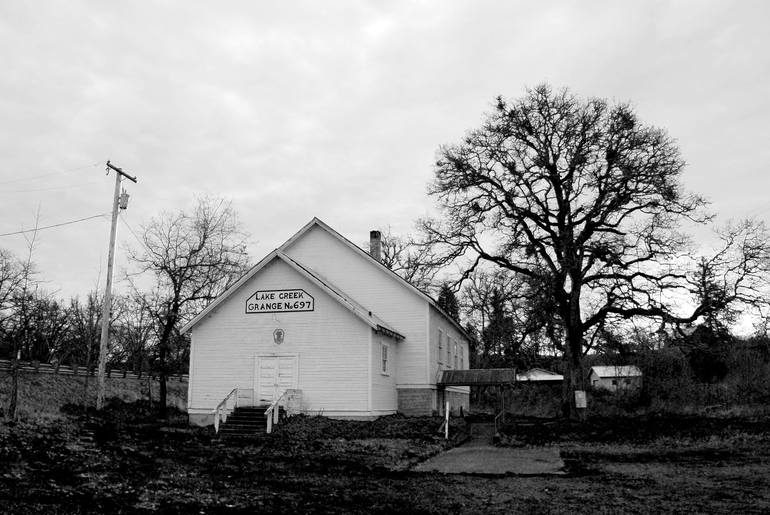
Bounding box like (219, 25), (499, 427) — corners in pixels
(246, 289), (315, 314)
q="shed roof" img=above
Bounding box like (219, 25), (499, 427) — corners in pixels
(180, 250), (404, 339)
(438, 368), (517, 386)
(590, 365), (643, 378)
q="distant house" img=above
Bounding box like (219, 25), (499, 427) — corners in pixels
(181, 218), (469, 425)
(516, 368), (564, 382)
(588, 365), (643, 391)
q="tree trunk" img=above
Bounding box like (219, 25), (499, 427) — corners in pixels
(158, 373), (167, 419)
(562, 353), (587, 421)
(561, 295), (587, 421)
(8, 358), (19, 420)
(156, 313), (176, 419)
(157, 334), (169, 419)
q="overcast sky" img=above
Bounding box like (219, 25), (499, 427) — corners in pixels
(1, 0), (768, 299)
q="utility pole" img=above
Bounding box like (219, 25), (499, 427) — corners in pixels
(96, 160), (137, 410)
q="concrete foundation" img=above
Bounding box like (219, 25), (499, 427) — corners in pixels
(398, 387), (469, 416)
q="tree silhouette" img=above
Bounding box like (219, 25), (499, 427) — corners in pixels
(423, 84), (769, 418)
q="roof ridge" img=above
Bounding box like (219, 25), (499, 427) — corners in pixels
(280, 217), (469, 338)
(181, 250), (403, 339)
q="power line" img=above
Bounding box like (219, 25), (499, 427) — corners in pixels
(0, 162), (101, 186)
(0, 213), (108, 237)
(0, 179), (102, 194)
(119, 212), (150, 253)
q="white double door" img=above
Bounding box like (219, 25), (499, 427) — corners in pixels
(255, 355), (298, 405)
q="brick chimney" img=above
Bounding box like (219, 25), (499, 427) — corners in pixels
(369, 230), (382, 263)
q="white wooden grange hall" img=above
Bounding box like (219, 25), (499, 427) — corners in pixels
(183, 218), (470, 425)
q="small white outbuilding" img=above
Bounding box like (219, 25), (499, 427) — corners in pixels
(588, 365), (643, 391)
(182, 218), (470, 425)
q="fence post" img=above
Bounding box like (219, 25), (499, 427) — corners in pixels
(445, 401), (450, 440)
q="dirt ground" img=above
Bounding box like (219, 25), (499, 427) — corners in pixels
(2, 401), (770, 514)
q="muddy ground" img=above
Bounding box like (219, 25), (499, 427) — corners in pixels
(2, 401), (770, 514)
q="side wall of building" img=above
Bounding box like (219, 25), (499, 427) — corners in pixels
(283, 226), (429, 386)
(188, 258), (371, 424)
(428, 304), (470, 412)
(391, 295), (472, 416)
(590, 374), (643, 391)
(370, 333), (399, 414)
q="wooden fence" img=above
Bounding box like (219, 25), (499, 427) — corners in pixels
(0, 358), (188, 382)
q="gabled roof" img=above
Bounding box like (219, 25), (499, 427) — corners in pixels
(590, 365), (643, 378)
(180, 249), (404, 339)
(280, 217), (469, 339)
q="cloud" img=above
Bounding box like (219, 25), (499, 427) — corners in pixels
(0, 0), (768, 298)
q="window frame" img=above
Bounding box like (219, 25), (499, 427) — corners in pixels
(380, 341), (390, 375)
(437, 329), (444, 366)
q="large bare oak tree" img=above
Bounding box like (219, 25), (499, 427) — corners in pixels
(423, 85), (768, 418)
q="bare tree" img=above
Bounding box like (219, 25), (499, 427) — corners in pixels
(423, 84), (768, 419)
(111, 293), (154, 375)
(375, 227), (441, 294)
(7, 210), (40, 419)
(63, 292), (103, 367)
(461, 268), (556, 369)
(0, 248), (24, 345)
(127, 196), (250, 416)
(687, 219), (770, 332)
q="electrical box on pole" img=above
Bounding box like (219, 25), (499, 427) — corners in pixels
(119, 189), (130, 210)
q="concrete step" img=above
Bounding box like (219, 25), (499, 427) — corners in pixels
(220, 422), (267, 431)
(227, 413), (267, 422)
(467, 422), (497, 445)
(235, 406), (269, 413)
(217, 406), (286, 442)
(220, 432), (266, 441)
(219, 427), (267, 436)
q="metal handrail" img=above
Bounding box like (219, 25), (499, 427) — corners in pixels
(213, 388), (238, 434)
(265, 390), (289, 434)
(494, 410), (505, 435)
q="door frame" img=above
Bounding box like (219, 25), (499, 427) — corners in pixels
(254, 353), (299, 404)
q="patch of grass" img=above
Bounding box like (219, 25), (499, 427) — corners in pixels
(0, 370), (186, 423)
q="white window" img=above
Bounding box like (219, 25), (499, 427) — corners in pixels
(438, 329), (444, 366)
(381, 342), (389, 375)
(454, 342), (459, 369)
(447, 337), (453, 368)
(459, 345), (464, 369)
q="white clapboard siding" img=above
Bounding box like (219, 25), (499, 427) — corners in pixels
(428, 304), (470, 394)
(370, 334), (398, 413)
(189, 258), (369, 414)
(283, 224), (429, 385)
